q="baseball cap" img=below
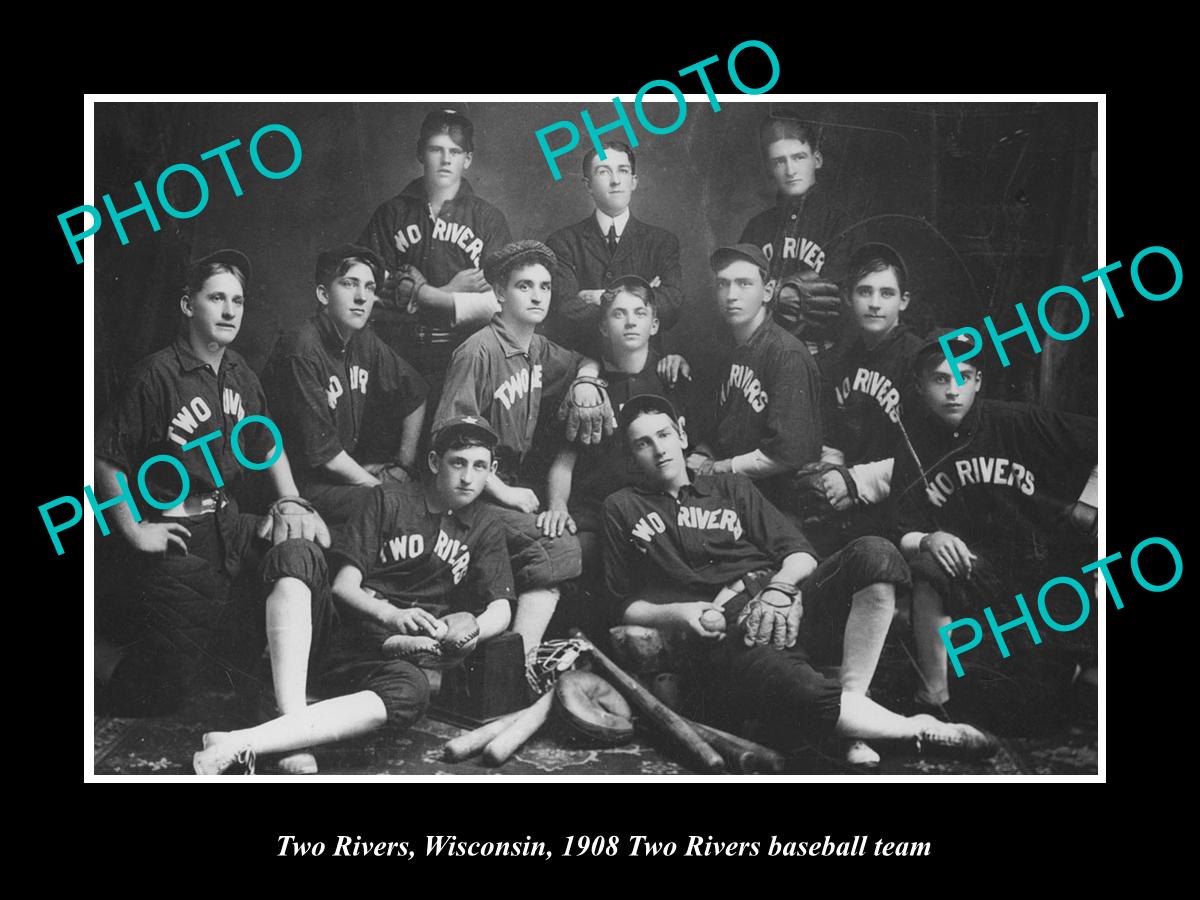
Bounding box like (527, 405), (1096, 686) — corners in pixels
(912, 327), (985, 373)
(315, 243), (385, 289)
(483, 240), (557, 286)
(431, 414), (500, 454)
(616, 394), (682, 437)
(189, 248), (252, 285)
(847, 242), (909, 287)
(710, 243), (770, 274)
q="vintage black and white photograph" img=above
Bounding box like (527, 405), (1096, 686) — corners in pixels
(85, 97), (1100, 778)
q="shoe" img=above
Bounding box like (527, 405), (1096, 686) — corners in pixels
(194, 735), (257, 775)
(913, 715), (1000, 760)
(845, 740), (881, 769)
(278, 751), (319, 775)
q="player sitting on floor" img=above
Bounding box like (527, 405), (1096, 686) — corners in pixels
(892, 330), (1098, 721)
(543, 140), (684, 358)
(262, 244), (428, 530)
(602, 394), (998, 766)
(542, 275), (689, 575)
(434, 240), (615, 657)
(194, 416), (517, 774)
(793, 242), (925, 553)
(662, 243), (822, 505)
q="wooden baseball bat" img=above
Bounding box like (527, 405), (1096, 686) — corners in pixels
(443, 708), (527, 762)
(482, 690), (555, 766)
(570, 628), (725, 774)
(683, 718), (786, 774)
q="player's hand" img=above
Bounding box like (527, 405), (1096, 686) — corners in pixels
(504, 486), (541, 515)
(740, 588), (803, 649)
(387, 605), (447, 638)
(821, 469), (854, 511)
(446, 267), (489, 293)
(681, 602), (727, 641)
(536, 504), (577, 537)
(130, 521), (191, 556)
(578, 289), (606, 307)
(923, 532), (976, 579)
(364, 462), (413, 486)
(687, 453), (715, 476)
(1064, 501), (1098, 537)
(257, 497), (333, 549)
(656, 353), (691, 387)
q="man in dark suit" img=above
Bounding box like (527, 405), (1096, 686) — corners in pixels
(543, 141), (683, 357)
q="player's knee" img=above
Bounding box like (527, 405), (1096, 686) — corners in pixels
(372, 661), (431, 731)
(262, 538), (328, 591)
(841, 535), (911, 592)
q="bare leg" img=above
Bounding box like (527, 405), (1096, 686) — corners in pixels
(265, 577), (318, 773)
(512, 587), (559, 655)
(912, 580), (951, 705)
(195, 692), (387, 774)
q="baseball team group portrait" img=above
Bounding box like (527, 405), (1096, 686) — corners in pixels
(89, 98), (1100, 777)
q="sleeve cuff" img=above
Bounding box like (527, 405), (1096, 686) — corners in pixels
(452, 291), (500, 329)
(899, 531), (927, 558)
(848, 458), (894, 505)
(1078, 466), (1098, 508)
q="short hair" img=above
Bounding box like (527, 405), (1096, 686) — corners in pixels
(582, 141), (637, 176)
(623, 404), (681, 448)
(417, 108), (474, 156)
(599, 279), (657, 315)
(848, 256), (907, 297)
(184, 262), (246, 299)
(316, 255), (379, 291)
(760, 111), (820, 155)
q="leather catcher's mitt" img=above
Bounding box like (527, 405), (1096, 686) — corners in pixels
(554, 670), (634, 745)
(791, 461), (860, 525)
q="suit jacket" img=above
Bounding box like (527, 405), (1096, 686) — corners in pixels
(543, 213), (683, 356)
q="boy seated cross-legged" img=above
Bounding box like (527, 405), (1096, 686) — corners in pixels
(602, 395), (998, 768)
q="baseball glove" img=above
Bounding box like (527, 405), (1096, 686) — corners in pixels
(381, 611), (480, 670)
(556, 376), (616, 445)
(554, 670), (634, 746)
(776, 270), (841, 339)
(791, 461), (861, 525)
(256, 496), (332, 548)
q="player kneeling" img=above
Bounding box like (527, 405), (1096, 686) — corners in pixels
(602, 395), (998, 766)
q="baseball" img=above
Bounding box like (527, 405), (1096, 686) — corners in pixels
(700, 610), (727, 633)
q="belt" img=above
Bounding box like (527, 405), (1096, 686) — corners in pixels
(161, 489), (228, 517)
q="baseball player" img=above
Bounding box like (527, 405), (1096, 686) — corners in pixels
(87, 249), (345, 776)
(739, 111), (847, 358)
(542, 275), (689, 574)
(602, 395), (998, 763)
(262, 244), (428, 530)
(793, 243), (926, 552)
(668, 244), (823, 502)
(543, 140), (684, 357)
(358, 108), (512, 425)
(434, 240), (615, 656)
(194, 416), (516, 775)
(892, 331), (1098, 720)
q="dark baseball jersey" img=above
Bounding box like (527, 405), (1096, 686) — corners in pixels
(359, 177), (512, 339)
(96, 336), (274, 506)
(706, 318), (823, 494)
(261, 313), (427, 485)
(329, 481), (516, 617)
(739, 184), (849, 283)
(891, 399), (1097, 555)
(543, 214), (684, 356)
(564, 351), (691, 512)
(603, 473), (815, 614)
(822, 324), (925, 466)
(435, 317), (582, 483)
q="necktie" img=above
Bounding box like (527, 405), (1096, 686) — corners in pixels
(606, 224), (618, 255)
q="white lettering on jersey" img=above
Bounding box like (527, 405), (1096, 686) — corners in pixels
(631, 511), (667, 544)
(676, 505), (744, 540)
(427, 218), (485, 267)
(493, 364), (543, 410)
(394, 223), (423, 254)
(350, 365), (369, 395)
(837, 367), (902, 424)
(431, 528), (472, 584)
(931, 456), (1037, 507)
(721, 364), (769, 413)
(326, 375), (344, 410)
(168, 396), (214, 445)
(221, 388), (245, 421)
(380, 533), (426, 563)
